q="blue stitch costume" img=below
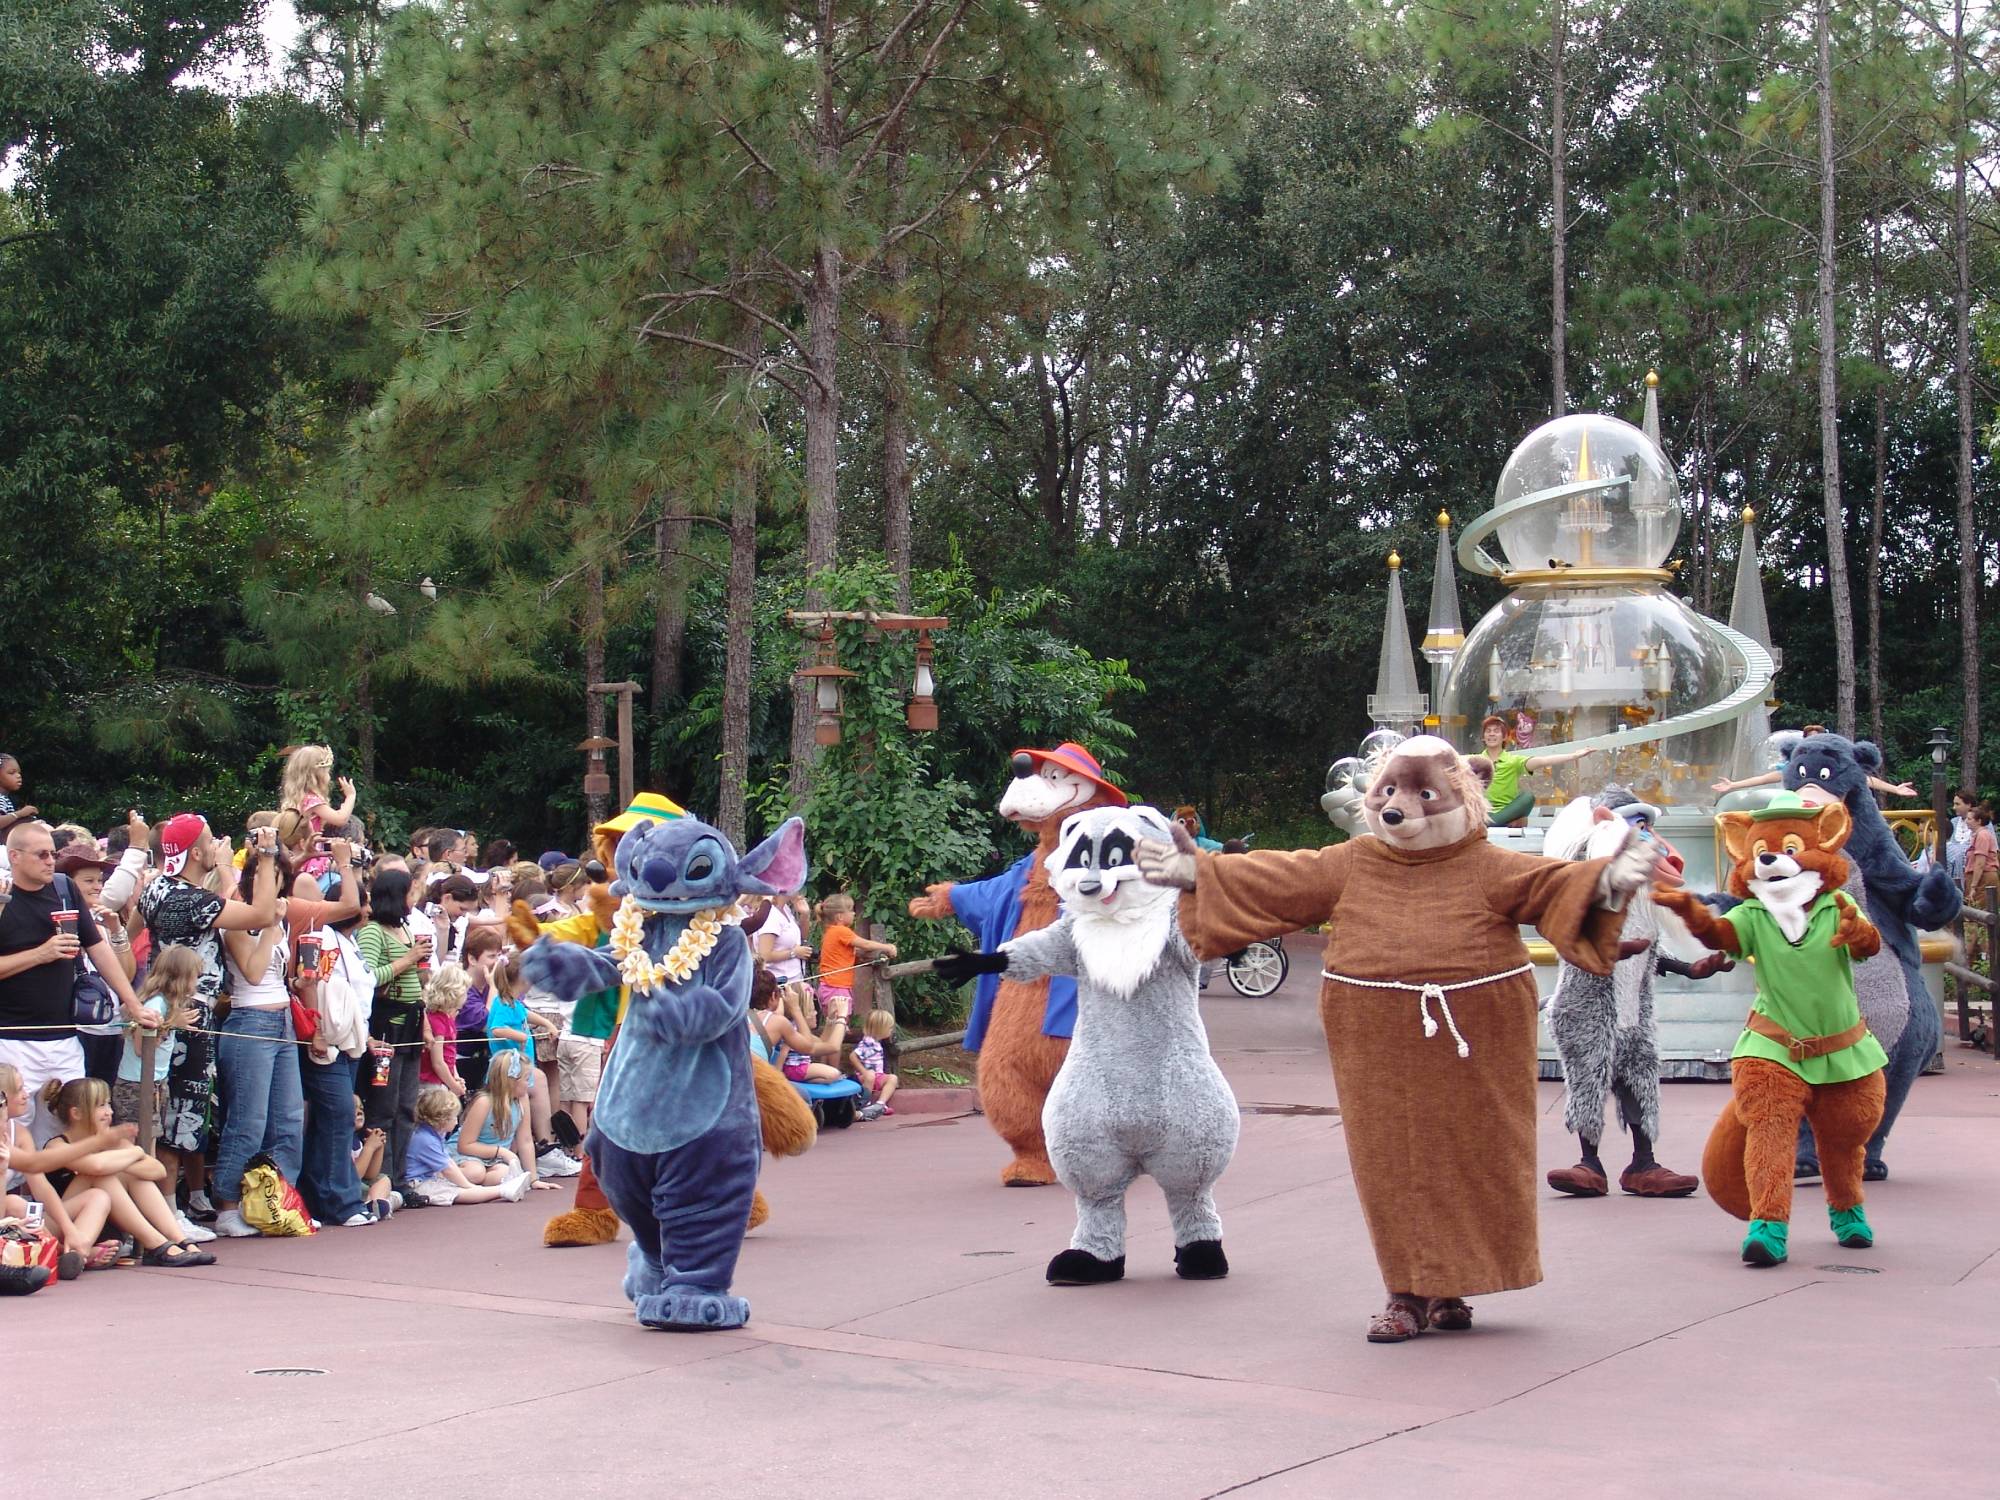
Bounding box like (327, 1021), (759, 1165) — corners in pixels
(520, 815), (807, 1331)
(1781, 736), (1959, 1177)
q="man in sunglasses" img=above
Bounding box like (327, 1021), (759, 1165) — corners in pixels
(0, 821), (151, 1142)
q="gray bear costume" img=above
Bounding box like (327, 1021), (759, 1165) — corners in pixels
(943, 805), (1241, 1283)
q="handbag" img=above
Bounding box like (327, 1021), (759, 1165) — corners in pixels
(290, 996), (319, 1045)
(57, 878), (118, 1027)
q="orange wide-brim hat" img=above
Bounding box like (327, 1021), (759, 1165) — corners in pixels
(1011, 742), (1128, 807)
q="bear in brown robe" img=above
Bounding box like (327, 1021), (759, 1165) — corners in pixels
(1136, 736), (1676, 1343)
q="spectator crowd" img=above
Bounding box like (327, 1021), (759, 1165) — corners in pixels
(0, 747), (902, 1294)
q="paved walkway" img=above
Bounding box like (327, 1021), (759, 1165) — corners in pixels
(17, 935), (2000, 1498)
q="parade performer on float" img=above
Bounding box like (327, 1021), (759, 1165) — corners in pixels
(908, 743), (1126, 1186)
(511, 794), (814, 1248)
(519, 814), (807, 1329)
(936, 805), (1239, 1285)
(1542, 789), (1726, 1199)
(1135, 736), (1674, 1343)
(1654, 793), (1888, 1266)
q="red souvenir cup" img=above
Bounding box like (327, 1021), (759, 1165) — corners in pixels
(373, 1052), (391, 1088)
(51, 910), (79, 947)
(295, 933), (322, 973)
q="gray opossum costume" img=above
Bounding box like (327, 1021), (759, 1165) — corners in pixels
(936, 805), (1241, 1283)
(1544, 789), (1714, 1198)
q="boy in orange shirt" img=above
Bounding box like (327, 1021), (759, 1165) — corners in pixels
(813, 894), (896, 1025)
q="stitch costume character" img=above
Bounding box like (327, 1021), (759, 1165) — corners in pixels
(1778, 736), (1958, 1181)
(1654, 794), (1887, 1266)
(937, 806), (1240, 1286)
(908, 743), (1126, 1187)
(1543, 790), (1723, 1198)
(520, 815), (807, 1330)
(1136, 736), (1675, 1343)
(510, 795), (815, 1248)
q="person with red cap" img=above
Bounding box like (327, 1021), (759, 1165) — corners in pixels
(136, 814), (279, 1209)
(909, 743), (1128, 1186)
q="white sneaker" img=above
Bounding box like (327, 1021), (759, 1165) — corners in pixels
(389, 1190), (405, 1212)
(177, 1214), (217, 1244)
(340, 1212), (375, 1228)
(535, 1148), (580, 1178)
(501, 1170), (534, 1202)
(187, 1189), (216, 1219)
(213, 1208), (258, 1239)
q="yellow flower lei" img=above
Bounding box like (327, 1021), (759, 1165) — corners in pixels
(609, 895), (741, 991)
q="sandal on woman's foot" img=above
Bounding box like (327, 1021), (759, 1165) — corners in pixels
(1365, 1297), (1429, 1343)
(85, 1240), (122, 1271)
(56, 1249), (84, 1281)
(141, 1241), (213, 1268)
(1425, 1296), (1473, 1331)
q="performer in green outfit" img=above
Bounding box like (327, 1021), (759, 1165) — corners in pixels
(1479, 715), (1598, 826)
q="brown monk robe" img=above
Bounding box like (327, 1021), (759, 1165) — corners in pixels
(1178, 827), (1625, 1300)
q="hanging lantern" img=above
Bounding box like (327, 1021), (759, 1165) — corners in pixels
(794, 625), (857, 746)
(906, 629), (938, 732)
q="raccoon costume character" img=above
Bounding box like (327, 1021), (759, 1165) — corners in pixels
(1544, 789), (1722, 1198)
(936, 805), (1241, 1285)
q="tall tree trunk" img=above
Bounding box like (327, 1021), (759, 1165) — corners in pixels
(718, 330), (760, 846)
(1814, 0), (1857, 736)
(793, 0), (843, 795)
(355, 666), (375, 789)
(584, 556), (609, 829)
(1549, 0), (1568, 419)
(1867, 221), (1887, 751)
(650, 513), (690, 781)
(1953, 0), (1981, 784)
(880, 111), (914, 609)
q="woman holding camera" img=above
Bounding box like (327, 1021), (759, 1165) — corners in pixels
(210, 838), (364, 1237)
(356, 867), (437, 1192)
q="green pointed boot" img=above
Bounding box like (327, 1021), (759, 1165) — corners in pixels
(1829, 1205), (1873, 1249)
(1740, 1219), (1789, 1267)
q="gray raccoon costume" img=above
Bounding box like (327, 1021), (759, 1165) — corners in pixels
(936, 805), (1241, 1283)
(1544, 788), (1713, 1198)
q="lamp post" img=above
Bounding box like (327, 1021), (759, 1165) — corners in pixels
(590, 681), (641, 811)
(784, 611), (950, 743)
(1930, 725), (1954, 861)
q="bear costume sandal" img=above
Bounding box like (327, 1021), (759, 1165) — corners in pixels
(1424, 1297), (1473, 1331)
(1366, 1296), (1430, 1343)
(1618, 1165), (1699, 1198)
(1547, 1164), (1609, 1196)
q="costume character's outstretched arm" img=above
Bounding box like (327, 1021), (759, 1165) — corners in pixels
(1136, 825), (1349, 960)
(520, 936), (621, 1000)
(995, 913), (1079, 982)
(1650, 889), (1744, 955)
(1831, 892), (1883, 959)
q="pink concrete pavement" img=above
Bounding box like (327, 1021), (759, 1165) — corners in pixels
(14, 932), (2000, 1499)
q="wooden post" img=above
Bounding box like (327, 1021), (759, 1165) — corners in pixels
(137, 1031), (158, 1154)
(591, 681), (641, 812)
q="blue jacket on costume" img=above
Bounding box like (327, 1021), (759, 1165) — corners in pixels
(951, 853), (1076, 1051)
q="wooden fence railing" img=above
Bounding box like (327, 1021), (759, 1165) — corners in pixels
(1945, 884), (1999, 1058)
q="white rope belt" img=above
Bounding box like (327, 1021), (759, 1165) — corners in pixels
(1317, 962), (1535, 1059)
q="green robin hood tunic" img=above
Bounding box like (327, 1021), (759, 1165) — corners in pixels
(1724, 891), (1891, 1084)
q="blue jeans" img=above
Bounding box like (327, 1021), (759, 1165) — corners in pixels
(299, 1050), (366, 1223)
(213, 1006), (304, 1203)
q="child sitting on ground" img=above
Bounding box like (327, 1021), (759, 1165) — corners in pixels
(813, 893), (896, 1026)
(351, 1097), (394, 1212)
(32, 1078), (214, 1267)
(114, 948), (199, 1128)
(403, 1089), (533, 1205)
(849, 1009), (900, 1121)
(1, 1064), (117, 1274)
(455, 1052), (558, 1194)
(419, 962), (468, 1101)
(754, 972), (845, 1082)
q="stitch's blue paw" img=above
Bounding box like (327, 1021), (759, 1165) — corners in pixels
(623, 1242), (664, 1304)
(634, 1287), (750, 1330)
(521, 937), (619, 1002)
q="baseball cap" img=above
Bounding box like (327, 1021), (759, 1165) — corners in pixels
(537, 849), (569, 871)
(157, 813), (210, 877)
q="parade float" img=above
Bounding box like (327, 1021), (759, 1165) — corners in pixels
(1325, 377), (1949, 1076)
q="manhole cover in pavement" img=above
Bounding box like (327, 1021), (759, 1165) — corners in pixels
(962, 1250), (1016, 1258)
(1816, 1265), (1880, 1275)
(251, 1367), (329, 1376)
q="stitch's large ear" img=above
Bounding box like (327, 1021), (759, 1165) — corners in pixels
(738, 817), (807, 896)
(1718, 811), (1758, 865)
(608, 821), (653, 897)
(1813, 800), (1852, 850)
(1852, 740), (1884, 773)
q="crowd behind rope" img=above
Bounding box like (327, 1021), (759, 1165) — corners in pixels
(0, 747), (903, 1294)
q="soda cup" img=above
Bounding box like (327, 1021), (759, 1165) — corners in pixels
(373, 1051), (391, 1088)
(295, 933), (321, 973)
(51, 909), (79, 949)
